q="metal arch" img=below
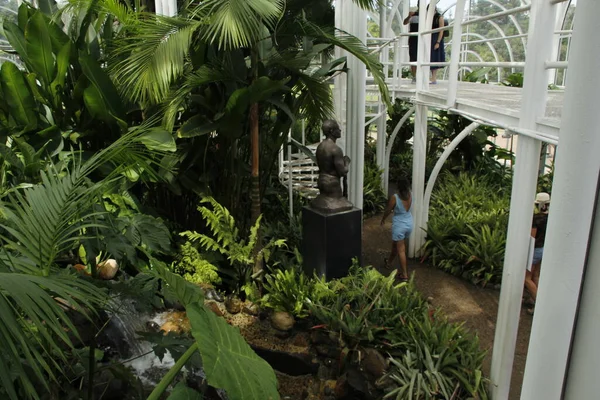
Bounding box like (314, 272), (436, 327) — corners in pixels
(386, 0), (406, 37)
(439, 0), (528, 50)
(383, 105), (416, 194)
(446, 32), (501, 80)
(421, 121), (480, 230)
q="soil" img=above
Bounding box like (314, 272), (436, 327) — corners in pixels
(363, 213), (532, 400)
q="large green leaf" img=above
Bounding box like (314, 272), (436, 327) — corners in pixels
(25, 12), (56, 85)
(83, 84), (112, 121)
(51, 41), (72, 96)
(0, 62), (38, 130)
(167, 382), (203, 400)
(187, 303), (279, 400)
(139, 128), (177, 152)
(3, 22), (28, 62)
(225, 76), (289, 116)
(79, 53), (124, 117)
(178, 115), (220, 139)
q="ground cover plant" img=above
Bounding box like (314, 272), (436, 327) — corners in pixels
(258, 261), (489, 399)
(422, 172), (510, 287)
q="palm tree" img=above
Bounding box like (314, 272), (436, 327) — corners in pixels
(95, 0), (389, 228)
(0, 118), (172, 399)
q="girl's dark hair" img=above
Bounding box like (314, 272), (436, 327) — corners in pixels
(396, 177), (411, 200)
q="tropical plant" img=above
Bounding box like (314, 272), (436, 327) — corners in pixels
(181, 197), (286, 294)
(382, 311), (489, 400)
(363, 161), (387, 217)
(147, 261), (279, 400)
(172, 241), (221, 286)
(501, 72), (524, 87)
(422, 172), (509, 286)
(97, 0), (389, 228)
(0, 4), (133, 151)
(261, 267), (313, 318)
(308, 262), (427, 348)
(0, 121), (169, 400)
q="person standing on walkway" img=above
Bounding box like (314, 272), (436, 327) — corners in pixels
(429, 5), (446, 84)
(524, 192), (550, 313)
(381, 177), (414, 282)
(403, 7), (420, 82)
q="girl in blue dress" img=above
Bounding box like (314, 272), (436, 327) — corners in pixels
(380, 178), (413, 282)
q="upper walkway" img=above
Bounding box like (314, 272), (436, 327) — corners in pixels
(367, 78), (564, 142)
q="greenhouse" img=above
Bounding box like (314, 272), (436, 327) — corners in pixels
(0, 0), (597, 399)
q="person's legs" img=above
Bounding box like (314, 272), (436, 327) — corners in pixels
(524, 270), (537, 302)
(411, 66), (417, 80)
(532, 248), (543, 286)
(431, 68), (438, 83)
(385, 241), (397, 268)
(396, 239), (408, 280)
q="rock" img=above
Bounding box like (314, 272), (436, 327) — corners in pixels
(362, 348), (388, 378)
(97, 259), (119, 280)
(242, 303), (259, 316)
(225, 297), (243, 314)
(205, 288), (224, 302)
(271, 311), (295, 331)
(160, 311), (190, 334)
(206, 301), (224, 317)
(291, 333), (309, 348)
(426, 296), (434, 304)
(146, 321), (161, 332)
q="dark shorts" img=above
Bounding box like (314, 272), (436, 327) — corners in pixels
(409, 38), (418, 62)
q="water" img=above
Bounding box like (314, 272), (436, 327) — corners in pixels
(102, 298), (227, 399)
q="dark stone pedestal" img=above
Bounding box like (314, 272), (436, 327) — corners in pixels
(301, 206), (362, 280)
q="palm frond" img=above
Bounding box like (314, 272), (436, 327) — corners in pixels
(297, 21), (391, 108)
(293, 71), (335, 126)
(351, 0), (379, 11)
(0, 272), (106, 400)
(191, 0), (284, 50)
(162, 65), (234, 130)
(110, 15), (202, 104)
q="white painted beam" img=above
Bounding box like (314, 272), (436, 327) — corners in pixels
(521, 0), (600, 397)
(490, 0), (558, 398)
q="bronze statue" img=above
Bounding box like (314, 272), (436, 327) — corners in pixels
(310, 120), (354, 213)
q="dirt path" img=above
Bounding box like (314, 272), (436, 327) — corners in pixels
(363, 214), (532, 400)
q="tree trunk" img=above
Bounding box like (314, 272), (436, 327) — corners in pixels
(249, 102), (261, 226)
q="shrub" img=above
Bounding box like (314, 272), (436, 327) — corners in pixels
(172, 241), (221, 285)
(261, 268), (313, 318)
(363, 162), (387, 217)
(422, 172), (509, 286)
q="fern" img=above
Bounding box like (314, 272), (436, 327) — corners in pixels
(173, 241), (221, 285)
(181, 197), (285, 293)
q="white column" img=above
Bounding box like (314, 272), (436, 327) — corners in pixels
(154, 0), (163, 16)
(409, 104), (427, 258)
(490, 0), (557, 398)
(547, 1), (568, 86)
(334, 0), (349, 151)
(446, 0), (466, 107)
(409, 0), (437, 257)
(521, 0), (600, 398)
(376, 3), (388, 185)
(343, 0), (367, 209)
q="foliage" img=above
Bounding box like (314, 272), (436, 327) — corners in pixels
(181, 197), (285, 294)
(501, 72), (524, 88)
(0, 4), (135, 150)
(0, 124), (167, 400)
(303, 262), (488, 399)
(363, 161), (387, 217)
(382, 311), (488, 400)
(422, 172), (509, 286)
(261, 267), (313, 318)
(148, 261), (279, 400)
(308, 262), (427, 348)
(172, 241), (221, 286)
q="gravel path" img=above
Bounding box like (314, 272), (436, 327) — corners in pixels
(363, 213), (532, 400)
